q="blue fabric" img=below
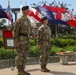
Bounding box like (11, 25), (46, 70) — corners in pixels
(6, 7), (13, 22)
(38, 6), (68, 25)
(0, 5), (7, 18)
(38, 6), (57, 24)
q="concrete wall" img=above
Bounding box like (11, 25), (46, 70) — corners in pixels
(0, 56), (76, 69)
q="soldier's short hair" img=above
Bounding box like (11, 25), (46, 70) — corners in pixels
(42, 16), (48, 22)
(22, 6), (29, 10)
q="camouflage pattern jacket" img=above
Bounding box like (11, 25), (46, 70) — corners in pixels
(38, 24), (51, 46)
(14, 16), (31, 43)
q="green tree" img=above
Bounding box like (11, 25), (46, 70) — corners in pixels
(0, 19), (7, 30)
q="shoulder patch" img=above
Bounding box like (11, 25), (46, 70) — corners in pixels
(16, 20), (21, 24)
(16, 17), (23, 24)
(38, 26), (41, 31)
(38, 25), (44, 31)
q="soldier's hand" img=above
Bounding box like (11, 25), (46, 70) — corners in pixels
(16, 42), (19, 48)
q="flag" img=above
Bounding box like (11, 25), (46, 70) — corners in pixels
(28, 7), (43, 23)
(67, 20), (76, 28)
(0, 5), (8, 18)
(55, 6), (67, 13)
(6, 1), (13, 22)
(56, 6), (76, 27)
(44, 5), (57, 12)
(55, 6), (72, 21)
(44, 5), (76, 27)
(44, 5), (67, 13)
(65, 13), (76, 28)
(38, 6), (57, 23)
(66, 12), (76, 27)
(0, 5), (12, 21)
(43, 5), (69, 25)
(20, 1), (22, 16)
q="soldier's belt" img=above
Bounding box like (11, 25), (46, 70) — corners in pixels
(19, 33), (29, 37)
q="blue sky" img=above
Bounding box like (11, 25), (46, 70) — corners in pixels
(0, 0), (76, 24)
(0, 0), (76, 11)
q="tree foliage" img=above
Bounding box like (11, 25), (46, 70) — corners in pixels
(0, 19), (7, 30)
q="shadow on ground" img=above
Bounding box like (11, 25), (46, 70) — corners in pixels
(26, 68), (76, 75)
(49, 71), (76, 75)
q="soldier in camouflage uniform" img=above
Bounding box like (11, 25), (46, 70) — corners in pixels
(14, 6), (31, 75)
(38, 17), (51, 72)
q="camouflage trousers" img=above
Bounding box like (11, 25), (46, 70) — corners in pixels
(40, 46), (51, 65)
(15, 41), (30, 68)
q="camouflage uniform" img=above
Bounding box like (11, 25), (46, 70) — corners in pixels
(38, 24), (51, 65)
(14, 16), (31, 69)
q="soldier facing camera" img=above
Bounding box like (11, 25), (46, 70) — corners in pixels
(14, 6), (31, 75)
(38, 16), (51, 72)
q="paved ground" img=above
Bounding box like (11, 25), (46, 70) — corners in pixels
(0, 62), (76, 75)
